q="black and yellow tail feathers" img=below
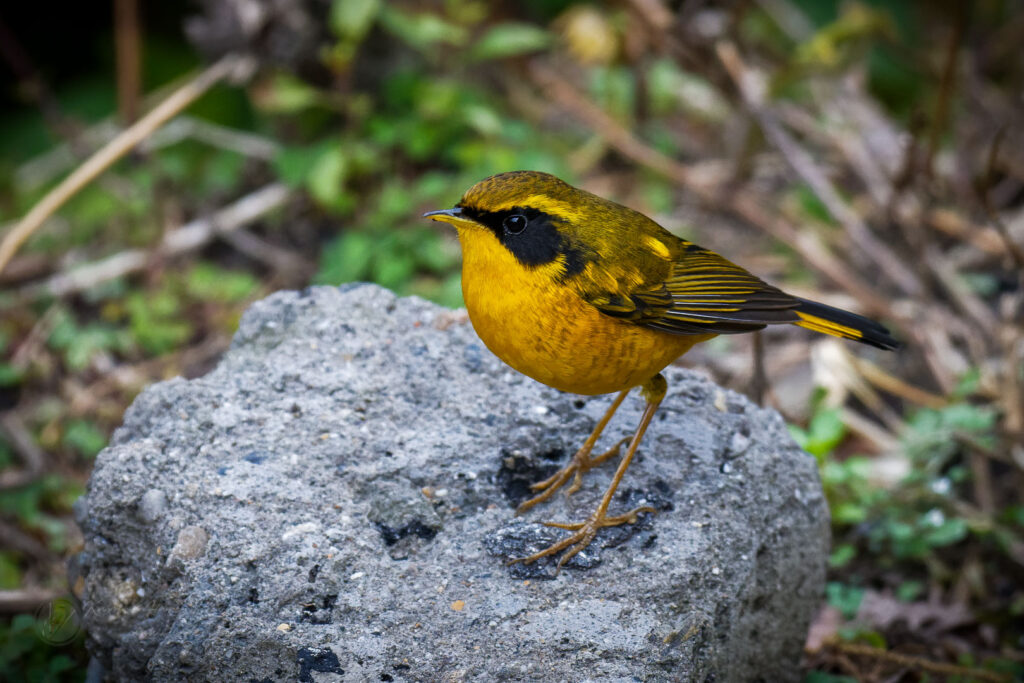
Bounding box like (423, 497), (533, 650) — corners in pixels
(793, 299), (899, 350)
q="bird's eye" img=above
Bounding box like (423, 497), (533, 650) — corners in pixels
(503, 214), (528, 235)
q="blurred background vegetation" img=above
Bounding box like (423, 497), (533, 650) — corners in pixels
(0, 0), (1022, 680)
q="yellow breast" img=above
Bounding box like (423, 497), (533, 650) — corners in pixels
(457, 226), (711, 396)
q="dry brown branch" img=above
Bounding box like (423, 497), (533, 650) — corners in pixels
(139, 116), (281, 159)
(13, 115), (278, 195)
(980, 130), (1024, 268)
(13, 121), (121, 192)
(819, 640), (1012, 682)
(924, 6), (967, 179)
(0, 589), (65, 614)
(715, 41), (925, 298)
(115, 0), (142, 124)
(0, 53), (252, 276)
(926, 208), (1008, 256)
(13, 183), (291, 301)
(749, 331), (766, 405)
(0, 413), (47, 490)
(848, 355), (947, 410)
(923, 246), (999, 336)
(0, 519), (52, 562)
(754, 0), (813, 41)
(218, 227), (312, 277)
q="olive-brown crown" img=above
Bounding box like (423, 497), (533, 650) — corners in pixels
(458, 171), (578, 213)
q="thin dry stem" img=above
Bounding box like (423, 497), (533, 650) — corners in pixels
(0, 53), (250, 276)
(14, 183), (291, 301)
(715, 40), (924, 297)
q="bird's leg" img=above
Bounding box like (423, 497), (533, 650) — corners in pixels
(511, 374), (667, 570)
(515, 389), (630, 515)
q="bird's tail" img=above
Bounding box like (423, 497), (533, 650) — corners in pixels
(793, 298), (899, 350)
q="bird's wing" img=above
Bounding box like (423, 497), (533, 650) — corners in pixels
(579, 240), (802, 335)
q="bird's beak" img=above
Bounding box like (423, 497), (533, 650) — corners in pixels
(423, 207), (477, 229)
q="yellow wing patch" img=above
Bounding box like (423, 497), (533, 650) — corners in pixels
(794, 311), (864, 340)
(644, 235), (672, 260)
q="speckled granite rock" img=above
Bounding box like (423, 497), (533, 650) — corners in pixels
(73, 283), (829, 682)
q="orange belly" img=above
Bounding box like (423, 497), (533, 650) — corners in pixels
(458, 227), (712, 395)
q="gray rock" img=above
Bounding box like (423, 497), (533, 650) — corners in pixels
(73, 284), (829, 682)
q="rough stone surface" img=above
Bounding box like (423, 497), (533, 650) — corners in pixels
(73, 284), (830, 682)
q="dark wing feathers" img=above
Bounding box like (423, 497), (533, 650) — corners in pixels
(582, 239), (898, 348)
(587, 241), (803, 334)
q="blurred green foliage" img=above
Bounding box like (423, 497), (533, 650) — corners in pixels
(0, 614), (84, 683)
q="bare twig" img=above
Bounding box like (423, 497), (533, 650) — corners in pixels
(140, 116), (281, 159)
(715, 41), (924, 297)
(924, 5), (967, 178)
(755, 0), (813, 41)
(749, 332), (767, 405)
(218, 228), (312, 277)
(0, 413), (47, 490)
(979, 129), (1024, 268)
(0, 519), (52, 562)
(926, 208), (1008, 257)
(839, 407), (900, 454)
(14, 183), (291, 300)
(818, 640), (1012, 682)
(923, 246), (998, 336)
(0, 589), (65, 614)
(848, 355), (947, 409)
(115, 0), (142, 124)
(13, 116), (278, 196)
(13, 121), (121, 192)
(0, 53), (252, 276)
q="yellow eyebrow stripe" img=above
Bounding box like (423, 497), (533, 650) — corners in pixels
(488, 195), (582, 222)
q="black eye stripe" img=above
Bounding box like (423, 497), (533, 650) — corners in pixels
(457, 204), (590, 277)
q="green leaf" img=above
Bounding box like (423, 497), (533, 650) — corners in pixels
(462, 104), (503, 137)
(307, 147), (349, 210)
(330, 0), (381, 40)
(828, 543), (857, 568)
(273, 144), (327, 187)
(922, 517), (967, 548)
(470, 22), (551, 60)
(896, 580), (924, 602)
(833, 501), (867, 524)
(380, 6), (468, 51)
(372, 250), (415, 290)
(127, 291), (192, 356)
(316, 232), (375, 285)
(63, 420), (107, 459)
(0, 363), (23, 387)
(256, 73), (322, 113)
(0, 551), (21, 589)
(826, 581), (864, 620)
(790, 406), (845, 459)
(186, 263), (258, 303)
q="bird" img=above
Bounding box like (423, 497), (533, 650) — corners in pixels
(424, 170), (898, 570)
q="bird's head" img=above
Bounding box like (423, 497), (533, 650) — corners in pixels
(423, 171), (612, 275)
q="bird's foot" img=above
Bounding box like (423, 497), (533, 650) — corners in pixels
(508, 504), (657, 571)
(514, 437), (631, 515)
